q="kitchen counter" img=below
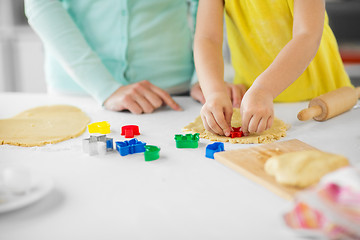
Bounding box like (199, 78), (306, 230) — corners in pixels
(0, 92), (359, 240)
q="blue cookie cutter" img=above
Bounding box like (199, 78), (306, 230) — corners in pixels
(205, 142), (225, 159)
(115, 138), (146, 156)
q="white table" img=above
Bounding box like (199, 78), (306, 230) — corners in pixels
(0, 92), (359, 240)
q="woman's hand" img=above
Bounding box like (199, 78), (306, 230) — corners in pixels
(104, 80), (182, 114)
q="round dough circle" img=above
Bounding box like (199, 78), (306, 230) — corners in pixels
(182, 108), (289, 144)
(0, 105), (90, 147)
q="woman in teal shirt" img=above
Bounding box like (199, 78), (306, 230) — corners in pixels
(25, 0), (245, 113)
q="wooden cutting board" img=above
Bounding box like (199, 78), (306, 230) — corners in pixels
(214, 139), (317, 200)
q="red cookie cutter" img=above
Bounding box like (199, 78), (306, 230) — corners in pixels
(121, 125), (140, 138)
(230, 127), (243, 138)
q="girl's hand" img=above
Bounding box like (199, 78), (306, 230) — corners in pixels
(200, 91), (233, 136)
(240, 86), (274, 136)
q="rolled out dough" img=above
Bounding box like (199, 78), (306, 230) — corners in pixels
(0, 105), (90, 147)
(264, 150), (349, 188)
(182, 108), (289, 144)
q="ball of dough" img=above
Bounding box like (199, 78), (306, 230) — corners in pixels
(264, 150), (349, 188)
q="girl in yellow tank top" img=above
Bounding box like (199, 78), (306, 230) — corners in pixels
(194, 0), (353, 137)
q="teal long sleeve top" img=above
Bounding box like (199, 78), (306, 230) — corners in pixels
(25, 0), (198, 104)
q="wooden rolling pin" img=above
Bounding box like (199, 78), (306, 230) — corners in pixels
(298, 86), (360, 121)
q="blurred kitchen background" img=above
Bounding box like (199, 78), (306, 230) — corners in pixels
(0, 0), (360, 93)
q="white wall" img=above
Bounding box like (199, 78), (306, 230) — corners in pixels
(12, 29), (46, 92)
(0, 0), (46, 93)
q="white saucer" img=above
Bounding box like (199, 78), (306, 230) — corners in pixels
(0, 175), (54, 214)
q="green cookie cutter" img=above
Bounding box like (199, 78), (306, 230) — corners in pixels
(174, 133), (200, 148)
(144, 145), (160, 161)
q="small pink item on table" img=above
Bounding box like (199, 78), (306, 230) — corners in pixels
(284, 182), (360, 239)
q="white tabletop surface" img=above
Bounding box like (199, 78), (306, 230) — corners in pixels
(0, 92), (359, 240)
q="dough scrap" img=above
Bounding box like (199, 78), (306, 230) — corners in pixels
(264, 150), (349, 188)
(0, 105), (90, 147)
(182, 108), (289, 144)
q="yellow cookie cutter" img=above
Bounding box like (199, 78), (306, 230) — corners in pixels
(88, 121), (111, 134)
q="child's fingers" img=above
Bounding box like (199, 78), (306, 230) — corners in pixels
(213, 110), (232, 136)
(201, 115), (214, 134)
(201, 108), (223, 135)
(231, 85), (242, 108)
(224, 107), (233, 136)
(224, 107), (233, 126)
(256, 117), (268, 134)
(247, 114), (261, 134)
(201, 114), (211, 133)
(210, 112), (227, 135)
(266, 116), (273, 130)
(239, 84), (247, 98)
(241, 112), (251, 136)
(227, 87), (232, 100)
